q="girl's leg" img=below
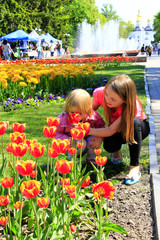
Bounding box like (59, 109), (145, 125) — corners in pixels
(129, 118), (150, 166)
(103, 132), (125, 153)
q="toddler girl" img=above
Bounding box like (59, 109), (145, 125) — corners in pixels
(55, 89), (105, 163)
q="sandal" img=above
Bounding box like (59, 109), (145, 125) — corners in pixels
(125, 171), (141, 185)
(110, 157), (122, 164)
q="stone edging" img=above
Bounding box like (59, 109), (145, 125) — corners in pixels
(145, 66), (160, 240)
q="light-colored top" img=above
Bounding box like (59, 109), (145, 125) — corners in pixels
(93, 86), (147, 121)
(2, 43), (10, 53)
(55, 111), (105, 140)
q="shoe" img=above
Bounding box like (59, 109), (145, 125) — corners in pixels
(125, 171), (141, 185)
(110, 157), (122, 164)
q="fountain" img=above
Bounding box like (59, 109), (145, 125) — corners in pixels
(73, 19), (138, 58)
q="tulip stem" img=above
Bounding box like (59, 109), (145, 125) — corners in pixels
(98, 200), (103, 240)
(79, 138), (83, 171)
(16, 171), (18, 192)
(62, 174), (65, 236)
(19, 193), (23, 235)
(35, 158), (38, 181)
(100, 166), (102, 182)
(4, 207), (8, 240)
(2, 135), (4, 165)
(47, 139), (49, 175)
(31, 199), (40, 240)
(74, 140), (78, 180)
(43, 209), (45, 229)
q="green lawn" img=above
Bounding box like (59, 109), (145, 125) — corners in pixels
(0, 64), (149, 178)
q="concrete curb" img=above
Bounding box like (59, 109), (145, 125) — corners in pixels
(145, 66), (160, 240)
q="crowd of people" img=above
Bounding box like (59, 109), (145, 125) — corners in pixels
(141, 41), (160, 57)
(0, 38), (70, 60)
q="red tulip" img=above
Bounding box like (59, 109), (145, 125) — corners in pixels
(0, 121), (9, 135)
(94, 149), (102, 155)
(0, 216), (9, 225)
(47, 117), (60, 127)
(20, 180), (41, 199)
(0, 195), (9, 205)
(10, 132), (26, 144)
(77, 142), (84, 149)
(56, 160), (73, 174)
(59, 139), (70, 154)
(80, 176), (90, 187)
(26, 139), (38, 147)
(60, 178), (70, 186)
(37, 197), (50, 208)
(12, 122), (26, 133)
(77, 122), (90, 135)
(48, 148), (59, 158)
(70, 224), (76, 232)
(95, 156), (107, 166)
(70, 128), (85, 140)
(68, 147), (76, 155)
(16, 160), (35, 176)
(28, 142), (45, 158)
(6, 142), (14, 153)
(1, 177), (14, 188)
(30, 170), (38, 178)
(92, 181), (115, 200)
(13, 201), (24, 209)
(51, 139), (70, 154)
(12, 143), (28, 157)
(69, 192), (76, 198)
(68, 113), (81, 124)
(64, 184), (76, 194)
(43, 126), (57, 138)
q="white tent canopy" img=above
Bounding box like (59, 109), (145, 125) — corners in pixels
(29, 30), (39, 39)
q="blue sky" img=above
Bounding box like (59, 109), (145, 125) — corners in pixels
(95, 0), (159, 25)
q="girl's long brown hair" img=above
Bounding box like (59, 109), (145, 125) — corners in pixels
(103, 74), (137, 143)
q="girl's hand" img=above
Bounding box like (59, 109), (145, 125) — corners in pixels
(89, 137), (103, 149)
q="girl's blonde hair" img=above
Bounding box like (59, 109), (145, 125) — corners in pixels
(103, 74), (138, 143)
(64, 89), (93, 116)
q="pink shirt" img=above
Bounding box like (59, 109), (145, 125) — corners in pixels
(93, 86), (147, 121)
(55, 111), (105, 140)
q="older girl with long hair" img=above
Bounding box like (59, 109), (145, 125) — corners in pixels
(89, 74), (150, 184)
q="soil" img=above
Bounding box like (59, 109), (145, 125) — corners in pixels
(107, 173), (156, 240)
(0, 173), (156, 240)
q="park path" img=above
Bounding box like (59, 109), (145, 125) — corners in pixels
(146, 55), (160, 162)
(145, 54), (160, 240)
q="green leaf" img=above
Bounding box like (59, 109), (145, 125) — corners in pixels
(102, 222), (127, 234)
(41, 226), (51, 239)
(28, 218), (34, 230)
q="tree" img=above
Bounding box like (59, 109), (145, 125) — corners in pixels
(119, 20), (135, 39)
(153, 12), (160, 42)
(101, 4), (120, 22)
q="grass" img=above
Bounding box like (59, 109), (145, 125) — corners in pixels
(0, 64), (149, 179)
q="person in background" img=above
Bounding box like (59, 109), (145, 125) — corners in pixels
(64, 44), (69, 55)
(141, 44), (145, 53)
(89, 74), (150, 184)
(56, 42), (61, 56)
(55, 89), (105, 164)
(157, 41), (160, 55)
(50, 41), (55, 57)
(2, 39), (14, 60)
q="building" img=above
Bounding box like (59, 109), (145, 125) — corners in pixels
(129, 10), (155, 50)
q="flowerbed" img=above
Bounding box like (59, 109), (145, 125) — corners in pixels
(0, 56), (135, 103)
(0, 116), (127, 240)
(0, 55), (136, 66)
